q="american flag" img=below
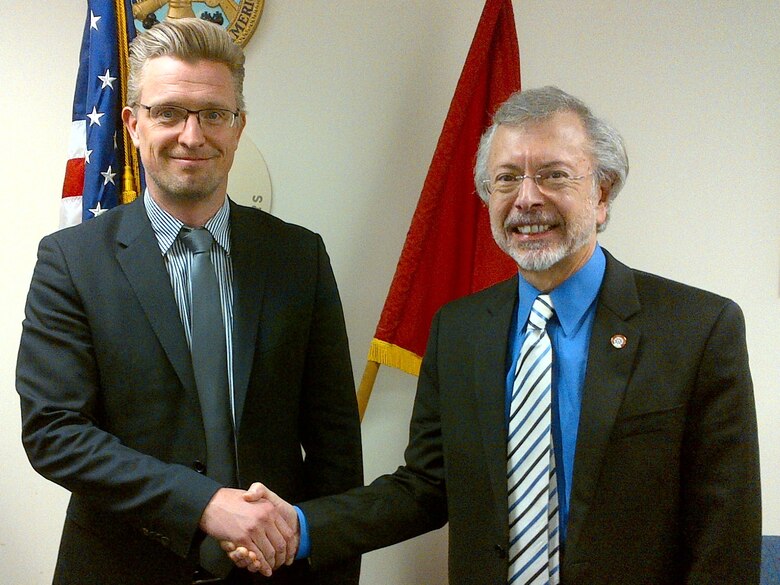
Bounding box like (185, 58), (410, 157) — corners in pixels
(61, 0), (139, 227)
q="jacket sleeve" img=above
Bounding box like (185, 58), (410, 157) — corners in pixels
(16, 234), (218, 560)
(294, 235), (365, 584)
(298, 235), (363, 497)
(681, 299), (762, 583)
(300, 309), (449, 570)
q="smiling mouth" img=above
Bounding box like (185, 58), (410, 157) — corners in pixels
(513, 224), (552, 235)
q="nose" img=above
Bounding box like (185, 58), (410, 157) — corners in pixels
(177, 112), (206, 147)
(511, 176), (544, 210)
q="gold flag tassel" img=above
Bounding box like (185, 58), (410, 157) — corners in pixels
(357, 340), (422, 421)
(115, 0), (140, 204)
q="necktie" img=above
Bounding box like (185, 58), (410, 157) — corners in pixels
(181, 227), (236, 577)
(507, 294), (560, 585)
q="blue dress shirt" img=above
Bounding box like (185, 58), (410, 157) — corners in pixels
(505, 245), (605, 543)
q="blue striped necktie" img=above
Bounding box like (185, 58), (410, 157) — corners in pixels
(507, 294), (560, 585)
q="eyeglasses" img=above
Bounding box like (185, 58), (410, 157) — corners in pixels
(139, 104), (240, 130)
(482, 169), (594, 196)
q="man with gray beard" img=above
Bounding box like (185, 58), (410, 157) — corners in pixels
(231, 86), (762, 585)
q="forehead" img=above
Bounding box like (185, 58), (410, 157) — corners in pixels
(488, 111), (591, 168)
(139, 56), (236, 105)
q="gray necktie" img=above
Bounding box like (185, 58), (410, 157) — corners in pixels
(181, 227), (236, 577)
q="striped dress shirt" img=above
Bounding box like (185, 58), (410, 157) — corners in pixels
(143, 192), (236, 425)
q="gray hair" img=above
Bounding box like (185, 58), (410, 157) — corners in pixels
(474, 86), (628, 230)
(127, 18), (246, 111)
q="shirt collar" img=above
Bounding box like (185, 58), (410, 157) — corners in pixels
(144, 190), (231, 255)
(516, 244), (606, 336)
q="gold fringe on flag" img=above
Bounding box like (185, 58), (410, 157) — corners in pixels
(115, 0), (140, 204)
(356, 340), (422, 420)
(366, 339), (422, 377)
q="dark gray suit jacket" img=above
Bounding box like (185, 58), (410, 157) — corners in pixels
(300, 250), (761, 584)
(17, 197), (363, 585)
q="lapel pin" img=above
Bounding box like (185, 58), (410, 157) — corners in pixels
(610, 334), (627, 349)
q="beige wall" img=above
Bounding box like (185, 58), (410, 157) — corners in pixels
(1, 2), (777, 583)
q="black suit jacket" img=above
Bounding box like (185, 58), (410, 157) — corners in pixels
(17, 197), (363, 585)
(301, 250), (761, 584)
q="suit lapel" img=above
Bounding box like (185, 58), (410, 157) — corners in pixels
(115, 198), (194, 391)
(565, 251), (641, 555)
(473, 278), (519, 528)
(227, 202), (268, 427)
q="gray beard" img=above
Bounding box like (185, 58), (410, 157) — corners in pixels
(509, 243), (569, 272)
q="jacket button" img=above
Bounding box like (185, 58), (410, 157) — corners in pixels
(161, 536), (171, 547)
(193, 460), (207, 473)
(494, 544), (507, 559)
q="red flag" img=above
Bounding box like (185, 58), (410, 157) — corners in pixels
(359, 0), (520, 417)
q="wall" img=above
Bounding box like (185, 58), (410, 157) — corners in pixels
(1, 2), (777, 584)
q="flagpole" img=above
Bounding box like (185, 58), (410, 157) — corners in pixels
(357, 361), (379, 421)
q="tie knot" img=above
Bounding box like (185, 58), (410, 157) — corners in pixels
(528, 294), (554, 331)
(181, 227), (214, 255)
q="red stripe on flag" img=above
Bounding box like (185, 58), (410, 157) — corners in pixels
(62, 157), (85, 198)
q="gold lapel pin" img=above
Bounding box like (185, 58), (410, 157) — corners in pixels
(610, 334), (627, 349)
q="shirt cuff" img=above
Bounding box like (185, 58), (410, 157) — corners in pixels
(294, 506), (311, 560)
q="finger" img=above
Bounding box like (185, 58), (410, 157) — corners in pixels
(243, 482), (287, 507)
(273, 514), (297, 565)
(253, 532), (279, 572)
(233, 539), (272, 576)
(248, 550), (273, 577)
(225, 545), (248, 569)
(229, 554), (250, 569)
(286, 531), (301, 566)
(232, 547), (265, 573)
(227, 545), (247, 560)
(242, 482), (266, 502)
(220, 540), (236, 553)
(250, 515), (288, 571)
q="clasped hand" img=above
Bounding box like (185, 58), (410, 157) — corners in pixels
(199, 482), (299, 577)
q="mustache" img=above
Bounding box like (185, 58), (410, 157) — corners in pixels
(503, 210), (561, 230)
(168, 149), (219, 159)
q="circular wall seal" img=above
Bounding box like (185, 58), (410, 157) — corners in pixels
(228, 135), (273, 213)
(132, 1), (265, 47)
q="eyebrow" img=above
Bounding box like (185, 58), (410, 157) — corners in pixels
(146, 102), (238, 111)
(493, 159), (578, 172)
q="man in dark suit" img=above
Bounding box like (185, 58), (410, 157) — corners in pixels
(233, 86), (762, 584)
(16, 18), (362, 585)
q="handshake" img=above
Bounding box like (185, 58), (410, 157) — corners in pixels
(200, 482), (301, 577)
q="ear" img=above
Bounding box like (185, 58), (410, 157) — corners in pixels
(595, 176), (613, 225)
(121, 106), (141, 147)
(234, 111), (247, 143)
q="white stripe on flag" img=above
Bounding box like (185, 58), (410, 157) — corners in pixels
(60, 196), (83, 229)
(67, 120), (86, 159)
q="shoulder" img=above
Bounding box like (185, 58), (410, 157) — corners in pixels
(603, 250), (741, 326)
(39, 200), (140, 255)
(229, 199), (322, 243)
(437, 277), (517, 321)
